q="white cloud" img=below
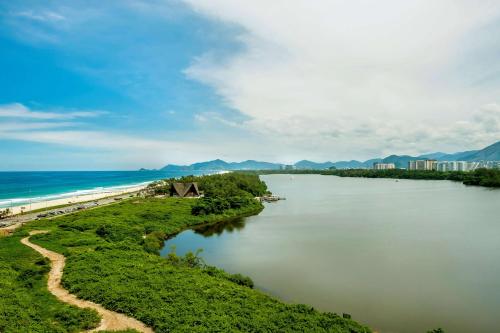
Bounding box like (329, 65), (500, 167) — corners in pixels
(0, 103), (107, 120)
(0, 121), (77, 132)
(2, 3), (500, 166)
(14, 10), (66, 22)
(0, 127), (270, 166)
(182, 0), (500, 159)
(0, 104), (255, 166)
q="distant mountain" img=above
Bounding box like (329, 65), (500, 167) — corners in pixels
(362, 158), (383, 167)
(191, 159), (231, 170)
(381, 155), (415, 169)
(161, 159), (281, 171)
(417, 152), (448, 160)
(331, 160), (366, 169)
(415, 142), (500, 162)
(158, 140), (500, 171)
(417, 150), (478, 161)
(294, 160), (335, 169)
(462, 141), (500, 161)
(236, 160), (282, 170)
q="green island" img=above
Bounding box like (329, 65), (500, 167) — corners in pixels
(252, 168), (500, 188)
(0, 173), (371, 333)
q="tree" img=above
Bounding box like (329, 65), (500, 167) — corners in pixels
(0, 208), (11, 219)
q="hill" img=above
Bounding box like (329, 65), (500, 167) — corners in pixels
(461, 141), (500, 161)
(162, 159), (282, 171)
(294, 160), (335, 169)
(158, 140), (500, 171)
(381, 155), (415, 168)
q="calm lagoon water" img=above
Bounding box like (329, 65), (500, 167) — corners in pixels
(162, 174), (500, 333)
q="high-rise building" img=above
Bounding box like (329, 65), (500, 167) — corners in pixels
(435, 161), (499, 172)
(408, 160), (437, 170)
(373, 162), (395, 170)
(436, 161), (448, 171)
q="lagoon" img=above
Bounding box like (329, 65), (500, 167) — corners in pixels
(162, 174), (500, 333)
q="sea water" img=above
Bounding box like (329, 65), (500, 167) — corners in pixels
(0, 170), (207, 208)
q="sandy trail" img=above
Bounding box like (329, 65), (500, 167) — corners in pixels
(21, 230), (154, 333)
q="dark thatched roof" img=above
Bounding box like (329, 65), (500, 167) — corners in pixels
(170, 182), (200, 197)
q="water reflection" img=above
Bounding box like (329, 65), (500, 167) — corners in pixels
(163, 175), (500, 333)
(193, 217), (246, 237)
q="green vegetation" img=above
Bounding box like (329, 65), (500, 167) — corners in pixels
(252, 168), (500, 187)
(147, 172), (269, 215)
(0, 234), (100, 332)
(190, 173), (267, 216)
(0, 208), (11, 219)
(0, 173), (370, 332)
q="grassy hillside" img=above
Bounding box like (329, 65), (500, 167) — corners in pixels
(0, 173), (370, 333)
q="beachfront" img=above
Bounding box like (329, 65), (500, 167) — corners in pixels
(1, 184), (147, 216)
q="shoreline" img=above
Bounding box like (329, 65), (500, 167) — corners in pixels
(1, 184), (148, 216)
(1, 173), (371, 332)
(0, 170), (220, 213)
(251, 168), (500, 188)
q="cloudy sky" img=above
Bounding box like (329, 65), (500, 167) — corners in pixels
(1, 0), (499, 170)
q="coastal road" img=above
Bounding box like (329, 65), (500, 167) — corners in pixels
(0, 191), (141, 233)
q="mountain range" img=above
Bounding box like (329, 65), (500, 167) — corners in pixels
(159, 140), (500, 171)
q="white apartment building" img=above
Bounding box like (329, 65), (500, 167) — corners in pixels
(435, 161), (499, 172)
(373, 162), (395, 170)
(408, 160), (437, 171)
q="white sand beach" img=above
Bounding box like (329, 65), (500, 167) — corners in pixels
(3, 184), (147, 216)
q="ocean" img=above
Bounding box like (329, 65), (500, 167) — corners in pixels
(0, 170), (208, 208)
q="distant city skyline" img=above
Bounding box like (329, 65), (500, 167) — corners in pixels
(1, 1), (500, 170)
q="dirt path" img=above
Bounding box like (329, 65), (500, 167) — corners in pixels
(21, 230), (154, 333)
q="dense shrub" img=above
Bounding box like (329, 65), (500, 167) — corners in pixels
(227, 273), (254, 288)
(142, 231), (166, 254)
(178, 172), (268, 197)
(191, 197), (230, 215)
(3, 173), (370, 332)
(203, 266), (254, 288)
(17, 265), (50, 288)
(96, 223), (142, 243)
(0, 235), (100, 332)
(463, 168), (500, 187)
(165, 246), (205, 268)
(188, 173), (264, 216)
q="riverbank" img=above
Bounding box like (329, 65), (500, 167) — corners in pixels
(164, 174), (499, 333)
(251, 168), (500, 188)
(0, 173), (371, 332)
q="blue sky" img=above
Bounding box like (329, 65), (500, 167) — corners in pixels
(1, 1), (500, 170)
(0, 0), (248, 170)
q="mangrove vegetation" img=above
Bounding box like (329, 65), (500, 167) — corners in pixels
(252, 168), (500, 187)
(0, 173), (370, 332)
